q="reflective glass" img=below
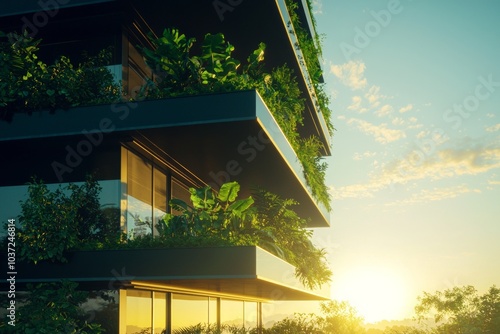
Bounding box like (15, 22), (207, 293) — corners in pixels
(127, 151), (153, 238)
(126, 290), (152, 334)
(221, 299), (244, 328)
(153, 292), (167, 334)
(172, 294), (209, 330)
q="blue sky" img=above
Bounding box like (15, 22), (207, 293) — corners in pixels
(309, 0), (500, 323)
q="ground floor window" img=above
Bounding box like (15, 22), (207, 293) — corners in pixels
(122, 289), (262, 334)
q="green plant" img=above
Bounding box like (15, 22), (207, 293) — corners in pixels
(139, 29), (258, 98)
(154, 181), (331, 289)
(415, 285), (500, 333)
(0, 30), (121, 121)
(17, 176), (122, 263)
(172, 324), (257, 334)
(262, 313), (323, 334)
(251, 187), (332, 289)
(284, 0), (334, 135)
(15, 281), (104, 334)
(157, 181), (255, 245)
(140, 28), (331, 211)
(296, 136), (331, 212)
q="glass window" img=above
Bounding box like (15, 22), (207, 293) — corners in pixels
(221, 299), (244, 328)
(172, 294), (209, 331)
(127, 151), (153, 238)
(80, 290), (119, 334)
(171, 177), (192, 215)
(153, 292), (167, 334)
(126, 290), (152, 334)
(153, 169), (167, 236)
(244, 302), (259, 329)
(209, 297), (218, 326)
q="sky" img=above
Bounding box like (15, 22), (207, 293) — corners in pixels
(308, 0), (500, 323)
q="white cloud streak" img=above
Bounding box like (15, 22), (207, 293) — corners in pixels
(330, 61), (367, 90)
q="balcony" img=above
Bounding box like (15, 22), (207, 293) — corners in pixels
(0, 90), (330, 226)
(1, 246), (330, 301)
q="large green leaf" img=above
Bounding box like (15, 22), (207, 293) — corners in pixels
(217, 181), (240, 202)
(227, 197), (254, 215)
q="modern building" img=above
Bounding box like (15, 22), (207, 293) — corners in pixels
(0, 0), (332, 332)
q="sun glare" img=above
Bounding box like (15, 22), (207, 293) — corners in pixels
(332, 266), (410, 323)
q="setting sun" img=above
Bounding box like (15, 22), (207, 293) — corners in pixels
(332, 266), (410, 323)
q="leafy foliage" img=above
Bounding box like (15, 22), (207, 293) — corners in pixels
(296, 136), (331, 211)
(251, 187), (331, 288)
(285, 0), (334, 135)
(262, 300), (365, 334)
(0, 30), (121, 122)
(383, 326), (428, 334)
(145, 181), (332, 289)
(139, 29), (249, 97)
(17, 176), (122, 263)
(157, 181), (255, 245)
(319, 301), (367, 334)
(140, 28), (331, 211)
(172, 324), (257, 334)
(15, 281), (103, 334)
(263, 313), (323, 334)
(415, 285), (500, 334)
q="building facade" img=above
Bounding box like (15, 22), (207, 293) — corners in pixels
(0, 0), (332, 332)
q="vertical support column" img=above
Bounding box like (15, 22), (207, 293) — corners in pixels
(258, 302), (263, 334)
(166, 293), (172, 334)
(217, 297), (221, 332)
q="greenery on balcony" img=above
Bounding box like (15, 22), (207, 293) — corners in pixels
(0, 31), (121, 122)
(0, 25), (332, 211)
(286, 0), (334, 136)
(14, 177), (331, 290)
(138, 28), (331, 211)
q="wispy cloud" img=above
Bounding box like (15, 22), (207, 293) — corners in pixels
(392, 117), (405, 126)
(347, 118), (406, 144)
(330, 61), (367, 90)
(375, 104), (393, 117)
(386, 185), (480, 206)
(331, 140), (500, 200)
(399, 104), (413, 113)
(353, 151), (377, 161)
(348, 96), (362, 111)
(486, 123), (500, 132)
(365, 85), (384, 108)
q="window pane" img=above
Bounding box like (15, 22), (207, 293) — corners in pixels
(153, 169), (167, 236)
(153, 292), (167, 334)
(80, 290), (119, 334)
(127, 151), (153, 238)
(172, 294), (209, 331)
(221, 299), (244, 328)
(244, 302), (258, 329)
(171, 177), (191, 215)
(209, 297), (218, 326)
(126, 290), (152, 334)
